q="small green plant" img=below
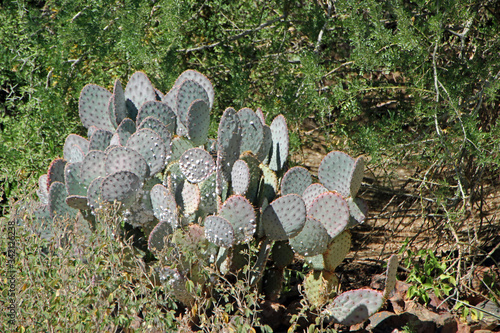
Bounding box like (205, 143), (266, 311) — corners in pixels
(400, 240), (456, 305)
(454, 300), (484, 322)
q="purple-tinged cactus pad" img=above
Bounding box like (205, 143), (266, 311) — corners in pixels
(237, 108), (264, 156)
(325, 289), (384, 326)
(80, 150), (106, 187)
(262, 194), (306, 241)
(124, 71), (156, 114)
(217, 107), (242, 182)
(37, 174), (49, 205)
(281, 166), (313, 196)
(111, 79), (127, 128)
(174, 70), (214, 107)
(89, 129), (113, 151)
(179, 148), (215, 183)
(323, 230), (351, 272)
(219, 195), (256, 244)
(100, 171), (140, 209)
(87, 176), (104, 210)
(186, 99), (210, 146)
(148, 220), (174, 253)
(180, 180), (200, 215)
(162, 86), (178, 112)
(48, 181), (77, 220)
(289, 216), (331, 257)
(255, 107), (266, 125)
(47, 159), (67, 188)
(136, 101), (176, 134)
(176, 79), (209, 127)
(268, 115), (289, 171)
(64, 162), (86, 196)
(87, 126), (98, 140)
(63, 134), (89, 163)
(66, 195), (89, 210)
(318, 151), (360, 198)
(137, 116), (172, 151)
(116, 118), (137, 146)
(347, 197), (368, 228)
(302, 183), (329, 211)
(126, 128), (166, 175)
(350, 156), (364, 197)
(105, 146), (149, 182)
(309, 191), (349, 239)
(231, 159), (250, 196)
(150, 184), (177, 225)
(79, 84), (115, 131)
(204, 215), (235, 247)
(384, 254), (398, 299)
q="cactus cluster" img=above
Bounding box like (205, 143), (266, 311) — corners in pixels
(31, 69), (397, 327)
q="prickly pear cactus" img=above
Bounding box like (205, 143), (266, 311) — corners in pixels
(29, 68), (396, 325)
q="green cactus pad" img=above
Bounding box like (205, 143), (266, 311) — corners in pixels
(323, 230), (351, 272)
(87, 176), (104, 210)
(89, 128), (113, 151)
(111, 79), (127, 128)
(116, 118), (137, 146)
(289, 216), (331, 257)
(100, 170), (140, 209)
(37, 174), (49, 205)
(237, 107), (264, 156)
(256, 124), (272, 162)
(217, 107), (242, 182)
(219, 195), (256, 244)
(166, 162), (186, 198)
(150, 184), (178, 224)
(259, 163), (278, 205)
(105, 146), (149, 182)
(124, 71), (156, 114)
(65, 195), (89, 210)
(318, 151), (364, 198)
(239, 153), (262, 203)
(179, 148), (215, 183)
(186, 99), (210, 146)
(63, 134), (89, 163)
(231, 159), (250, 196)
(262, 194), (306, 241)
(48, 158), (67, 187)
(271, 241), (295, 270)
(126, 128), (167, 175)
(174, 70), (214, 107)
(180, 180), (200, 215)
(198, 173), (218, 216)
(78, 84), (115, 131)
(204, 215), (235, 247)
(281, 166), (313, 196)
(309, 191), (349, 239)
(137, 116), (173, 151)
(305, 254), (325, 270)
(64, 162), (86, 196)
(302, 183), (329, 211)
(268, 115), (289, 171)
(148, 220), (174, 253)
(325, 289), (384, 326)
(136, 101), (177, 134)
(347, 197), (368, 228)
(304, 271), (339, 308)
(48, 181), (78, 220)
(80, 150), (106, 187)
(169, 136), (194, 163)
(384, 254), (398, 299)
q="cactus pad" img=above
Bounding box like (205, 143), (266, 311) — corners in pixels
(136, 101), (176, 134)
(105, 146), (149, 182)
(89, 129), (113, 151)
(186, 99), (210, 146)
(150, 184), (177, 224)
(347, 197), (368, 228)
(219, 195), (256, 244)
(325, 289), (384, 326)
(323, 230), (351, 272)
(47, 159), (67, 187)
(137, 116), (172, 151)
(302, 183), (329, 211)
(308, 191), (349, 239)
(268, 115), (289, 171)
(126, 128), (166, 175)
(100, 171), (140, 208)
(48, 181), (77, 220)
(237, 107), (264, 155)
(63, 134), (89, 163)
(231, 159), (250, 196)
(384, 254), (398, 299)
(124, 71), (156, 114)
(179, 148), (215, 183)
(281, 166), (313, 196)
(79, 84), (114, 131)
(289, 216), (331, 257)
(204, 215), (235, 247)
(174, 70), (214, 107)
(64, 162), (86, 197)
